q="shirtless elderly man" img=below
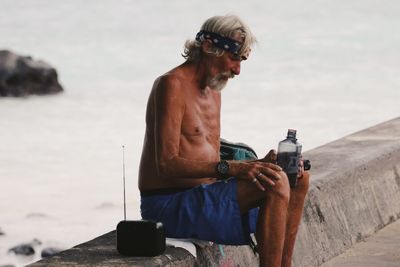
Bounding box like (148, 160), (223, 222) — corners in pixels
(139, 15), (310, 267)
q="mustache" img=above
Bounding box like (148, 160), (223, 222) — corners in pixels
(218, 71), (235, 80)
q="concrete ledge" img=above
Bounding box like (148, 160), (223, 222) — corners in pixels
(293, 117), (400, 266)
(30, 231), (195, 266)
(30, 230), (258, 266)
(31, 117), (400, 266)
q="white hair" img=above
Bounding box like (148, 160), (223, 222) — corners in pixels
(182, 15), (257, 62)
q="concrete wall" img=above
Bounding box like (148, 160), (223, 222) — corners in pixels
(30, 230), (258, 266)
(31, 117), (400, 266)
(293, 117), (400, 266)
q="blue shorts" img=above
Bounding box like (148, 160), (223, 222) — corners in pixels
(140, 178), (258, 245)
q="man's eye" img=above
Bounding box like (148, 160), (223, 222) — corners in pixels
(231, 55), (241, 61)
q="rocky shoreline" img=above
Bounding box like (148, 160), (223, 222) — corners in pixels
(0, 225), (64, 266)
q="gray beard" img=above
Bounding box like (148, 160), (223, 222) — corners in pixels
(207, 72), (234, 92)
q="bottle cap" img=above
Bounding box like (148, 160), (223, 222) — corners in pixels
(287, 129), (297, 140)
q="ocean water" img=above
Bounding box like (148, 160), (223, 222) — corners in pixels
(1, 0), (399, 265)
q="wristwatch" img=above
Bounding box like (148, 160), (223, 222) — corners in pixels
(216, 160), (230, 178)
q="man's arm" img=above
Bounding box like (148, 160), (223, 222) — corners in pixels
(153, 75), (218, 179)
(153, 75), (282, 188)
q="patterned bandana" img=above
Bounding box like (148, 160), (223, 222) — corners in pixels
(195, 30), (242, 55)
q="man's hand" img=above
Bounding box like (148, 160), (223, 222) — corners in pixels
(260, 149), (305, 179)
(259, 149), (277, 163)
(230, 158), (282, 191)
(297, 155), (305, 179)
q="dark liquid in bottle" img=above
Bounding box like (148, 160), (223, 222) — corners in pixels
(277, 151), (298, 188)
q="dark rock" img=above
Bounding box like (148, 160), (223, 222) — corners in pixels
(41, 247), (63, 258)
(0, 50), (63, 97)
(8, 238), (42, 256)
(0, 227), (5, 235)
(8, 244), (35, 256)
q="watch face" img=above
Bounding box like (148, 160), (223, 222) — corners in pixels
(217, 161), (229, 175)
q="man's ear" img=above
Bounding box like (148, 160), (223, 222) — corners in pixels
(201, 40), (214, 53)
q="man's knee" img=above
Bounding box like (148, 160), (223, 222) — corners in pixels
(266, 171), (291, 205)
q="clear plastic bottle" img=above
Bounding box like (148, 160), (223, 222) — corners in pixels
(277, 129), (302, 188)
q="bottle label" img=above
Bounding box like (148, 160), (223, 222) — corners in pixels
(277, 151), (299, 187)
(277, 151), (298, 174)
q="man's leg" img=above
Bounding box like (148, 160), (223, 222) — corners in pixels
(237, 171), (291, 267)
(281, 171), (310, 267)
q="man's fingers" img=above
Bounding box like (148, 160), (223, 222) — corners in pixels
(263, 149), (277, 163)
(255, 180), (267, 191)
(259, 167), (282, 181)
(297, 164), (304, 178)
(250, 176), (266, 191)
(268, 149), (277, 162)
(256, 173), (276, 187)
(264, 178), (276, 187)
(297, 158), (304, 178)
(260, 162), (282, 172)
(255, 172), (278, 187)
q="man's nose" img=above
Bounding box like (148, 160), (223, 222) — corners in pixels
(231, 62), (241, 75)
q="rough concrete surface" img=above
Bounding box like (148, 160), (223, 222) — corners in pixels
(321, 218), (400, 267)
(293, 117), (400, 266)
(30, 117), (400, 266)
(30, 230), (259, 267)
(30, 230), (195, 267)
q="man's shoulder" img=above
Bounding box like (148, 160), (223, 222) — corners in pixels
(154, 66), (191, 94)
(156, 73), (182, 89)
(149, 74), (184, 106)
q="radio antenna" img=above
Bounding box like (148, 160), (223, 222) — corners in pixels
(122, 145), (126, 221)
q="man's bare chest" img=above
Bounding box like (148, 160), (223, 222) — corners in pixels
(181, 97), (220, 137)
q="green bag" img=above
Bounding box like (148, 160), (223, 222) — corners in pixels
(220, 138), (258, 161)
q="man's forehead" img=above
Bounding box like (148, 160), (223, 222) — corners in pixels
(230, 31), (251, 60)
